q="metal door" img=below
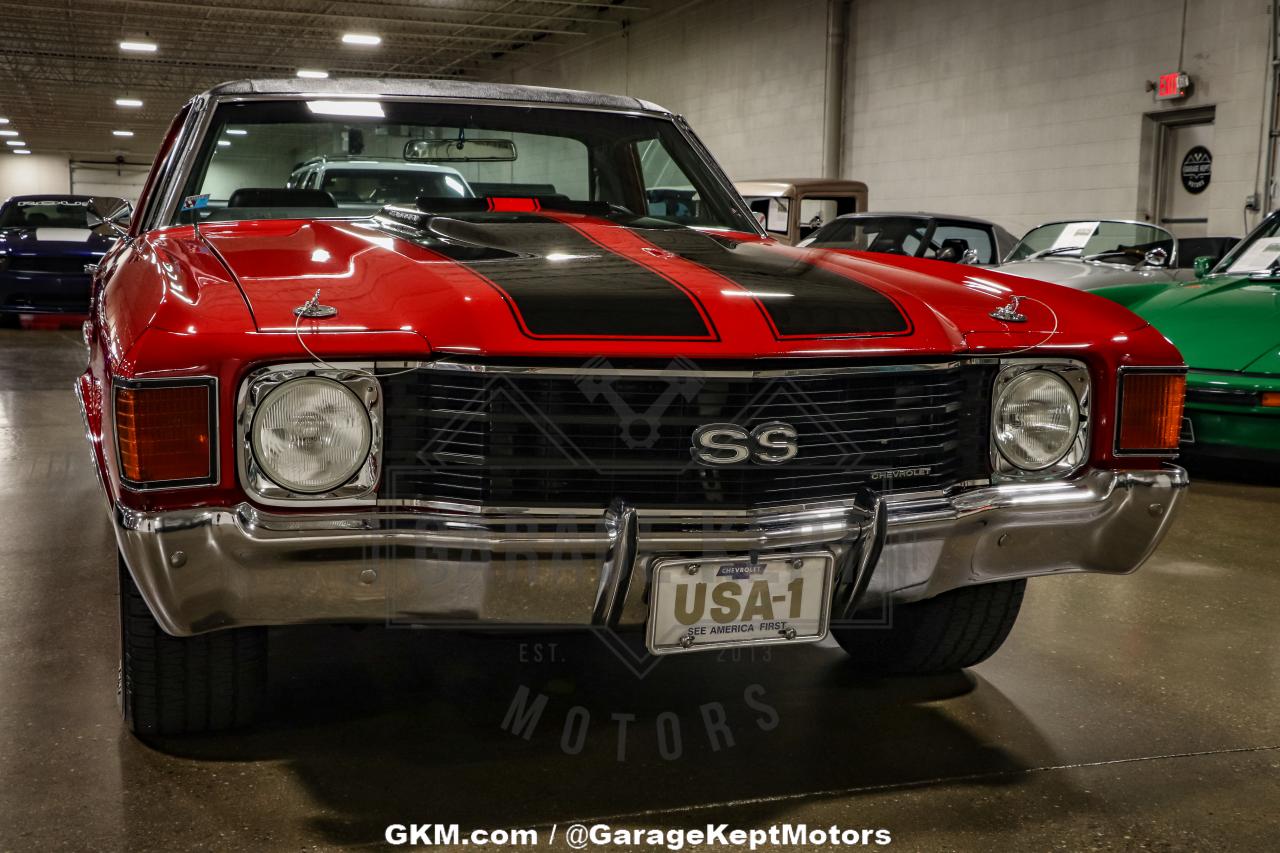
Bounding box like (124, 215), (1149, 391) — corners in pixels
(1158, 121), (1214, 239)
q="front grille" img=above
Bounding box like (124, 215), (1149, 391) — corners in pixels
(8, 256), (91, 275)
(380, 361), (995, 509)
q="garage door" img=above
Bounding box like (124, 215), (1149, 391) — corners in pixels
(69, 161), (150, 204)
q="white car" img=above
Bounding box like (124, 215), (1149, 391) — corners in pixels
(288, 156), (473, 205)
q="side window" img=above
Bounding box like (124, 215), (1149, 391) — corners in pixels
(744, 197), (789, 235)
(797, 196), (860, 241)
(797, 199), (838, 241)
(928, 224), (995, 263)
(636, 139), (704, 225)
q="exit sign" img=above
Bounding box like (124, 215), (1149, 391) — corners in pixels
(1156, 71), (1190, 100)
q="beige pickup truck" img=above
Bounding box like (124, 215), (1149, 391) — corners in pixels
(735, 178), (869, 245)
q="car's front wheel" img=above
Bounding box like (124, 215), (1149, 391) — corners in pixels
(118, 554), (267, 736)
(830, 579), (1026, 674)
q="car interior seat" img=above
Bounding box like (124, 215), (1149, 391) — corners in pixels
(936, 237), (971, 262)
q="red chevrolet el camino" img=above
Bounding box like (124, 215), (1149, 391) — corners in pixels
(78, 79), (1188, 736)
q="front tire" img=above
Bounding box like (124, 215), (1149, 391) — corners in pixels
(118, 554), (267, 735)
(831, 579), (1026, 674)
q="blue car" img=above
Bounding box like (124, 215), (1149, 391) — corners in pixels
(0, 194), (126, 315)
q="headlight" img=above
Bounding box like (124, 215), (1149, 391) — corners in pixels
(993, 369), (1080, 471)
(250, 376), (372, 493)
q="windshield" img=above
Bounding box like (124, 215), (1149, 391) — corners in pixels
(801, 216), (998, 263)
(0, 199), (95, 229)
(801, 216), (929, 254)
(1005, 221), (1173, 263)
(173, 99), (756, 232)
(1216, 213), (1280, 274)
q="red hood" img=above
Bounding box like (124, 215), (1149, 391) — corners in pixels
(197, 214), (1149, 360)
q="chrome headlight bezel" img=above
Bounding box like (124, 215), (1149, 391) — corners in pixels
(238, 364), (382, 506)
(990, 360), (1090, 481)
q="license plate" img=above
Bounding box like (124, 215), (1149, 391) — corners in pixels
(646, 552), (833, 654)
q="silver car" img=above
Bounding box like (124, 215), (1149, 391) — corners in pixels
(993, 219), (1237, 290)
(796, 211), (1018, 265)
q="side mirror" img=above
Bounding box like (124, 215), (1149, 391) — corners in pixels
(86, 197), (132, 239)
(1143, 247), (1169, 268)
(961, 248), (980, 264)
(1193, 255), (1218, 277)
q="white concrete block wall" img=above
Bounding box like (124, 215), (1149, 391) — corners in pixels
(844, 0), (1272, 236)
(0, 154), (71, 200)
(488, 0), (1274, 239)
(499, 0), (830, 180)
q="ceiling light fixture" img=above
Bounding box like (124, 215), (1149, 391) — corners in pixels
(225, 129), (248, 136)
(217, 140), (231, 147)
(5, 140), (26, 146)
(119, 40), (157, 52)
(0, 117), (9, 125)
(341, 33), (381, 46)
(306, 99), (384, 118)
(112, 130), (134, 137)
(115, 98), (144, 108)
(0, 130), (16, 137)
(13, 149), (30, 155)
(296, 69), (329, 79)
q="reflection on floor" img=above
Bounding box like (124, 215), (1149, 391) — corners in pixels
(0, 329), (1277, 851)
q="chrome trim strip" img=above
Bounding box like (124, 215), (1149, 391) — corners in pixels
(417, 357), (1000, 379)
(147, 94), (210, 234)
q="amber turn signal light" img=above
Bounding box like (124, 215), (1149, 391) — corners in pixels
(1117, 372), (1186, 453)
(115, 383), (214, 485)
(1262, 392), (1280, 408)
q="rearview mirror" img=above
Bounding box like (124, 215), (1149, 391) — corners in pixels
(1193, 255), (1218, 277)
(404, 138), (517, 162)
(86, 197), (132, 238)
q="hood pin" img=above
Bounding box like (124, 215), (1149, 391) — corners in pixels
(294, 289), (339, 319)
(990, 295), (1028, 323)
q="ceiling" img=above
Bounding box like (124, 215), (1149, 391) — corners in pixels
(0, 0), (643, 162)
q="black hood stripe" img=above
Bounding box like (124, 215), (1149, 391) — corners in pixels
(634, 227), (912, 339)
(406, 215), (717, 341)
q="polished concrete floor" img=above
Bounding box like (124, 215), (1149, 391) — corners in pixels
(1, 328), (1278, 852)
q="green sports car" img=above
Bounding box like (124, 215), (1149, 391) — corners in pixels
(1095, 214), (1280, 464)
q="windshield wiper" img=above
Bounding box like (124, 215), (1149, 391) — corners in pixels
(1025, 246), (1083, 260)
(1081, 249), (1140, 265)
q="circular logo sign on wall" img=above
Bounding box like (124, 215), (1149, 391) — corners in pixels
(1180, 146), (1212, 194)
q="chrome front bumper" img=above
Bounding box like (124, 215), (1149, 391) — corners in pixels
(114, 467), (1187, 637)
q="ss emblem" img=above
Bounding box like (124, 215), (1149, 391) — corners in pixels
(690, 421), (799, 466)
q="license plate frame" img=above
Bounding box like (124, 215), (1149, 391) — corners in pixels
(645, 551), (834, 655)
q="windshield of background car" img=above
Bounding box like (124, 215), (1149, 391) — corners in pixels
(0, 199), (93, 229)
(804, 216), (998, 263)
(802, 216), (929, 255)
(172, 99), (756, 232)
(1216, 214), (1280, 274)
(1005, 221), (1173, 263)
